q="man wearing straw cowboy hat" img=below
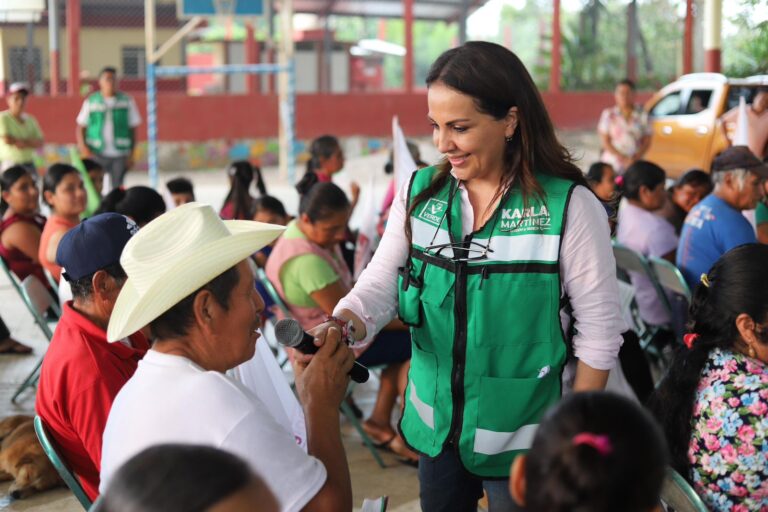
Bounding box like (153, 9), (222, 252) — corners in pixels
(100, 203), (355, 512)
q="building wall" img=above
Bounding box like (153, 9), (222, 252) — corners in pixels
(19, 76), (652, 169)
(0, 26), (183, 84)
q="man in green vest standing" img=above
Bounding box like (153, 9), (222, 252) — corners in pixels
(76, 67), (141, 189)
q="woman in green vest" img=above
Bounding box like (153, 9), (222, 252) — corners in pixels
(302, 42), (625, 511)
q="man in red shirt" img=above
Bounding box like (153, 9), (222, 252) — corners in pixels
(35, 212), (148, 500)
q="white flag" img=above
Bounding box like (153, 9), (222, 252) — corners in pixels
(734, 96), (749, 146)
(393, 116), (419, 193)
(353, 174), (378, 280)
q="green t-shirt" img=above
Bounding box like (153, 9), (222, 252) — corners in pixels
(757, 201), (768, 226)
(278, 221), (341, 308)
(0, 111), (43, 165)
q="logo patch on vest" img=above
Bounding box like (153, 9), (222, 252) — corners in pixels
(500, 205), (551, 233)
(418, 198), (448, 227)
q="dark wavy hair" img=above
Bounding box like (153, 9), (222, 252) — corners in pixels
(525, 392), (668, 512)
(94, 444), (260, 512)
(0, 165), (33, 216)
(648, 244), (768, 477)
(296, 135), (341, 196)
(96, 186), (166, 227)
(406, 41), (586, 239)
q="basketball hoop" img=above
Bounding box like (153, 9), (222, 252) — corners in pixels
(213, 0), (236, 40)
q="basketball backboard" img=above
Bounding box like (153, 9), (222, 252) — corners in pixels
(0, 0), (45, 23)
(177, 0), (263, 19)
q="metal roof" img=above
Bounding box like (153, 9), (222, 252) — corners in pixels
(291, 0), (490, 22)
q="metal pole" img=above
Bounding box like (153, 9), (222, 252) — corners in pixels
(458, 0), (469, 44)
(26, 22), (36, 89)
(549, 0), (561, 93)
(683, 0), (694, 74)
(146, 62), (159, 189)
(703, 0), (722, 72)
(404, 0), (414, 93)
(145, 0), (158, 188)
(278, 0), (295, 181)
(66, 0), (80, 96)
(48, 0), (60, 96)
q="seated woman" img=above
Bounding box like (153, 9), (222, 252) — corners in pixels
(586, 161), (617, 203)
(96, 186), (166, 227)
(510, 391), (667, 512)
(38, 163), (86, 282)
(616, 160), (677, 327)
(0, 165), (43, 353)
(265, 182), (416, 464)
(94, 444), (278, 512)
(650, 244), (768, 512)
(220, 161), (265, 220)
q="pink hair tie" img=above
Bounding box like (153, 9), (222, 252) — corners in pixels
(572, 433), (613, 456)
(615, 175), (624, 187)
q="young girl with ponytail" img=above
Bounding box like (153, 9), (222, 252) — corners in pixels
(509, 391), (668, 512)
(649, 243), (768, 511)
(220, 161), (266, 220)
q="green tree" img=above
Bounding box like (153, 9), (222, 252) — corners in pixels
(724, 1), (768, 77)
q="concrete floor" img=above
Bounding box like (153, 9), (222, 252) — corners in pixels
(0, 130), (601, 511)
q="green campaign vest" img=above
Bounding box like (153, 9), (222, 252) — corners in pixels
(85, 92), (133, 153)
(397, 166), (576, 477)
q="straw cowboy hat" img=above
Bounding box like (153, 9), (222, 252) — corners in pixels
(107, 202), (285, 342)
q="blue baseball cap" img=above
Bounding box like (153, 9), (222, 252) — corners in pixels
(57, 213), (139, 282)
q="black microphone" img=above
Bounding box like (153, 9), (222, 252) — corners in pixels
(274, 318), (369, 383)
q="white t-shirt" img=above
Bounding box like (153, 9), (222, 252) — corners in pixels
(100, 350), (326, 512)
(76, 94), (142, 157)
(617, 201), (678, 326)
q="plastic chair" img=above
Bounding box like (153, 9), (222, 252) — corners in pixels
(660, 468), (709, 512)
(33, 416), (92, 510)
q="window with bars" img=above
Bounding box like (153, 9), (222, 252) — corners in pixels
(9, 47), (41, 84)
(122, 46), (146, 78)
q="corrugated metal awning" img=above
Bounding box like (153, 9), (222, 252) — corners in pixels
(291, 0), (489, 22)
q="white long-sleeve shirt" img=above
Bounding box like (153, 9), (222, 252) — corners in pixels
(335, 177), (626, 370)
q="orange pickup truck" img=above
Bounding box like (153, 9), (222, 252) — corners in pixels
(644, 73), (768, 177)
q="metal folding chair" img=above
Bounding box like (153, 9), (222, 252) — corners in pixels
(660, 468), (709, 512)
(612, 243), (672, 365)
(33, 416), (92, 510)
(0, 258), (59, 402)
(254, 268), (386, 468)
(649, 257), (693, 340)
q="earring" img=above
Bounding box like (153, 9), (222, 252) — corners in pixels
(505, 135), (513, 143)
(749, 345), (757, 359)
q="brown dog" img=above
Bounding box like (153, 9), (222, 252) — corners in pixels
(0, 415), (62, 498)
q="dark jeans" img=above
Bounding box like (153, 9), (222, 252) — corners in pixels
(419, 443), (522, 512)
(93, 155), (129, 189)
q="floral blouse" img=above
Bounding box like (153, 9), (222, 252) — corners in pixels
(689, 347), (768, 511)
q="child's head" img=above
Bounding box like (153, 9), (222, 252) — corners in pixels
(97, 186), (166, 227)
(510, 392), (668, 512)
(166, 177), (195, 207)
(252, 195), (289, 226)
(671, 169), (712, 213)
(620, 160), (667, 210)
(43, 163), (86, 217)
(82, 158), (105, 196)
(586, 161), (616, 202)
